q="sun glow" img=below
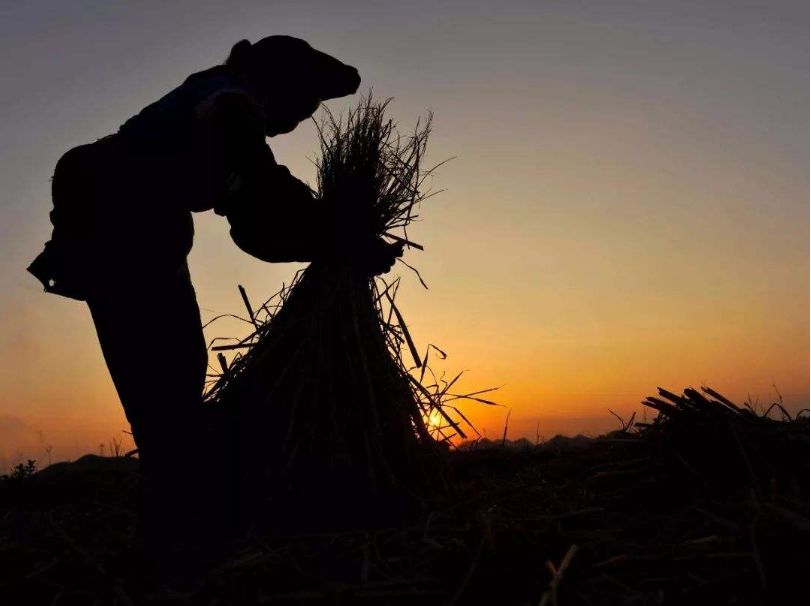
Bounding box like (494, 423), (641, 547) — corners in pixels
(424, 408), (446, 437)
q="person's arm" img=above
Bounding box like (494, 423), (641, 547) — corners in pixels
(226, 151), (403, 273)
(201, 89), (402, 271)
(199, 89), (333, 262)
(225, 148), (335, 263)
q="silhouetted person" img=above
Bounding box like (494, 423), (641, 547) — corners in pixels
(27, 36), (399, 570)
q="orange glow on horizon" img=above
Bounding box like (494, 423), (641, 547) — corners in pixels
(1, 3), (807, 466)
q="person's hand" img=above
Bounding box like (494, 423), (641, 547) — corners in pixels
(357, 237), (404, 276)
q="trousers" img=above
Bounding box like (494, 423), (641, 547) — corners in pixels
(88, 265), (231, 576)
(86, 264), (208, 478)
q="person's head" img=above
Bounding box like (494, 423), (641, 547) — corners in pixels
(226, 36), (361, 136)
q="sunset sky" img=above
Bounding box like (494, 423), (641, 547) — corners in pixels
(0, 1), (807, 467)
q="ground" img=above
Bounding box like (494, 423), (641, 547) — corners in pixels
(1, 395), (807, 605)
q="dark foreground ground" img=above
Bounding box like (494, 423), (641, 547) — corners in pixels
(1, 390), (808, 605)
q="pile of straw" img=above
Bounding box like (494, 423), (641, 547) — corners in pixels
(205, 97), (459, 531)
(2, 388), (806, 603)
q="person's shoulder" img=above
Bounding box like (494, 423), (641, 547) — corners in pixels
(192, 68), (262, 124)
(183, 65), (237, 88)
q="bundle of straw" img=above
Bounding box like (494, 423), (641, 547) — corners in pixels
(205, 96), (453, 531)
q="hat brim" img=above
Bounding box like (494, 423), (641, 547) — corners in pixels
(310, 49), (361, 100)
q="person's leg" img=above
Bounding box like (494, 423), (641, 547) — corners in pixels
(86, 264), (217, 579)
(86, 264), (207, 473)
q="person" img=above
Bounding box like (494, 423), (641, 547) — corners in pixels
(27, 35), (401, 564)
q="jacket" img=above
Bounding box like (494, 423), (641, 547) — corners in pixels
(28, 65), (329, 300)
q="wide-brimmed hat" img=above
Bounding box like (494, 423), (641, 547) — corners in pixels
(234, 35), (361, 100)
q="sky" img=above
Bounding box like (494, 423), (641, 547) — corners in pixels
(0, 0), (808, 467)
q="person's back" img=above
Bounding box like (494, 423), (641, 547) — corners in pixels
(34, 63), (265, 297)
(30, 36), (370, 297)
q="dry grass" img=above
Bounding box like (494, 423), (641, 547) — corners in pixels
(1, 387), (806, 604)
(202, 96), (488, 534)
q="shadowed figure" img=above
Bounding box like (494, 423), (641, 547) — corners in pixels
(27, 35), (401, 568)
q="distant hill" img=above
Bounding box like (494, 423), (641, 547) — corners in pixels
(457, 433), (593, 451)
